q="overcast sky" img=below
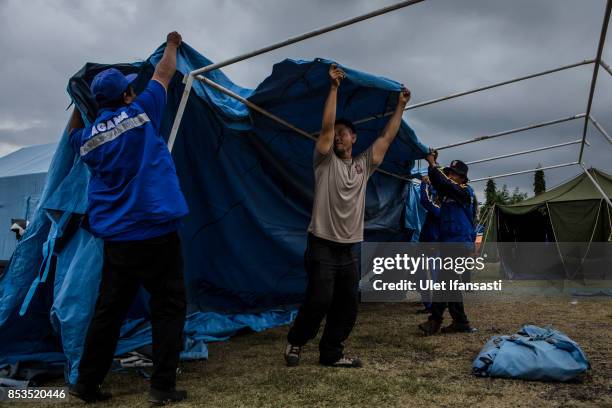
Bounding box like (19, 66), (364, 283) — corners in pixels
(0, 0), (610, 201)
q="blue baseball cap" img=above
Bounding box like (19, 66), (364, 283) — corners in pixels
(90, 68), (137, 103)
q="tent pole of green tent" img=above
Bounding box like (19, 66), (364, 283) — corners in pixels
(601, 59), (612, 76)
(588, 115), (612, 145)
(580, 163), (612, 209)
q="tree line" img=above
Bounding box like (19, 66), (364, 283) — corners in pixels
(478, 166), (546, 221)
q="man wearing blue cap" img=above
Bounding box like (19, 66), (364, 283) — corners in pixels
(67, 32), (189, 405)
(418, 152), (477, 335)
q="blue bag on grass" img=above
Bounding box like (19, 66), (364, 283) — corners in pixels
(473, 325), (590, 381)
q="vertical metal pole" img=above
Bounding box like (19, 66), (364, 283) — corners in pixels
(580, 163), (612, 208)
(578, 0), (612, 162)
(167, 74), (194, 152)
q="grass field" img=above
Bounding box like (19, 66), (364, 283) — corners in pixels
(29, 292), (612, 408)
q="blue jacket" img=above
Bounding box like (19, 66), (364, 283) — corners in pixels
(419, 181), (440, 242)
(428, 166), (476, 244)
(70, 80), (189, 241)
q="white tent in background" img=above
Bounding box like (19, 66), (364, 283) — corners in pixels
(0, 143), (57, 263)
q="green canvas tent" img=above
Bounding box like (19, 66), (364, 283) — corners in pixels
(482, 168), (611, 280)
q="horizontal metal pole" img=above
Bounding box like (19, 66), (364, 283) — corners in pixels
(466, 139), (585, 165)
(579, 0), (611, 162)
(580, 162), (612, 208)
(602, 59), (612, 76)
(344, 60), (594, 130)
(195, 75), (411, 181)
(406, 59), (595, 111)
(470, 162), (579, 183)
(190, 0), (426, 77)
(195, 74), (316, 141)
(436, 113), (586, 150)
(588, 115), (612, 144)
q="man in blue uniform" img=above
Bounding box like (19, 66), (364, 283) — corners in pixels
(418, 152), (477, 335)
(419, 176), (441, 243)
(416, 175), (441, 313)
(67, 32), (189, 405)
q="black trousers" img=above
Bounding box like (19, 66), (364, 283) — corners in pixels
(287, 234), (359, 364)
(77, 231), (187, 391)
(429, 246), (469, 325)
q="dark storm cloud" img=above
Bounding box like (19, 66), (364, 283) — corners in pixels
(0, 0), (610, 200)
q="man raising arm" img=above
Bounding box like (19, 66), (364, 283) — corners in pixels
(285, 64), (411, 369)
(372, 87), (411, 164)
(68, 32), (189, 406)
(315, 64), (344, 155)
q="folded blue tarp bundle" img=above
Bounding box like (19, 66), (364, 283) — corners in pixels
(473, 325), (591, 382)
(0, 42), (428, 384)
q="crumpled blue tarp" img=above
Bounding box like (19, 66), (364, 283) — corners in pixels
(473, 325), (590, 381)
(0, 42), (428, 384)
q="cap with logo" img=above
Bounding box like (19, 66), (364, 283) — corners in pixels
(444, 159), (469, 180)
(90, 68), (137, 103)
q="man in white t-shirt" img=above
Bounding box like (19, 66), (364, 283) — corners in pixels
(285, 64), (411, 368)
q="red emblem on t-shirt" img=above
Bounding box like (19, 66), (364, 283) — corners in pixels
(355, 163), (363, 174)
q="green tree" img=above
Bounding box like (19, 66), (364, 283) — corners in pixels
(509, 187), (528, 204)
(484, 179), (496, 207)
(534, 165), (546, 196)
(498, 184), (510, 204)
(479, 179), (497, 220)
(479, 180), (527, 223)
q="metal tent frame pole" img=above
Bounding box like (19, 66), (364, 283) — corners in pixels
(196, 74), (411, 181)
(165, 0), (612, 187)
(405, 60), (595, 111)
(167, 74), (194, 151)
(343, 59), (594, 129)
(435, 113), (585, 151)
(191, 0), (426, 78)
(578, 0), (612, 162)
(601, 59), (612, 76)
(588, 115), (612, 144)
(470, 162), (579, 183)
(465, 139), (586, 166)
(167, 0), (427, 150)
(580, 162), (612, 208)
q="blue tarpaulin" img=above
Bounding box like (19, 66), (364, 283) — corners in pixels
(0, 43), (428, 384)
(473, 325), (590, 381)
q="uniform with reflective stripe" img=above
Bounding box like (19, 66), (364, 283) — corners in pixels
(70, 80), (189, 240)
